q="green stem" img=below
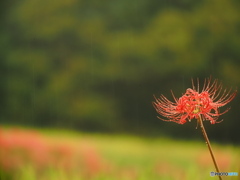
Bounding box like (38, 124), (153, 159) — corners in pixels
(197, 115), (222, 180)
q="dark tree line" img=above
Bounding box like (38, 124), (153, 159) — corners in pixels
(0, 0), (240, 143)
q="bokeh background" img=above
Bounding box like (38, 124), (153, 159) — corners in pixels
(0, 0), (240, 179)
(1, 0), (239, 142)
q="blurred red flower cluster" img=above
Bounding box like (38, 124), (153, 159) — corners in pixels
(0, 128), (105, 178)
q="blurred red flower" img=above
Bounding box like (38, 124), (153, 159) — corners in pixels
(153, 78), (237, 124)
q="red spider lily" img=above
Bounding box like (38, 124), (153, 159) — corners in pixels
(153, 78), (237, 124)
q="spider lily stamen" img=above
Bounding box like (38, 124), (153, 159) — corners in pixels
(153, 77), (237, 124)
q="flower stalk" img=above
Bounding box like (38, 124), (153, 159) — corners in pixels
(197, 114), (222, 180)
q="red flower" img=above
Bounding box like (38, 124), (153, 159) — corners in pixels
(153, 78), (237, 124)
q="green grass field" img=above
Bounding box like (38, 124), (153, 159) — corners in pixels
(0, 127), (239, 180)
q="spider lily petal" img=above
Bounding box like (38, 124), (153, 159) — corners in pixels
(153, 78), (237, 124)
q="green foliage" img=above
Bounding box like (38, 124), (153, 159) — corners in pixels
(0, 0), (240, 141)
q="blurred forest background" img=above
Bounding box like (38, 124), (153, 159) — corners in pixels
(0, 0), (240, 143)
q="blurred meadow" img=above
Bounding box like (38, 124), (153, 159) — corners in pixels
(0, 0), (240, 179)
(0, 127), (239, 180)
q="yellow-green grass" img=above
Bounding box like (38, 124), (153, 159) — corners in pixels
(0, 127), (239, 180)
